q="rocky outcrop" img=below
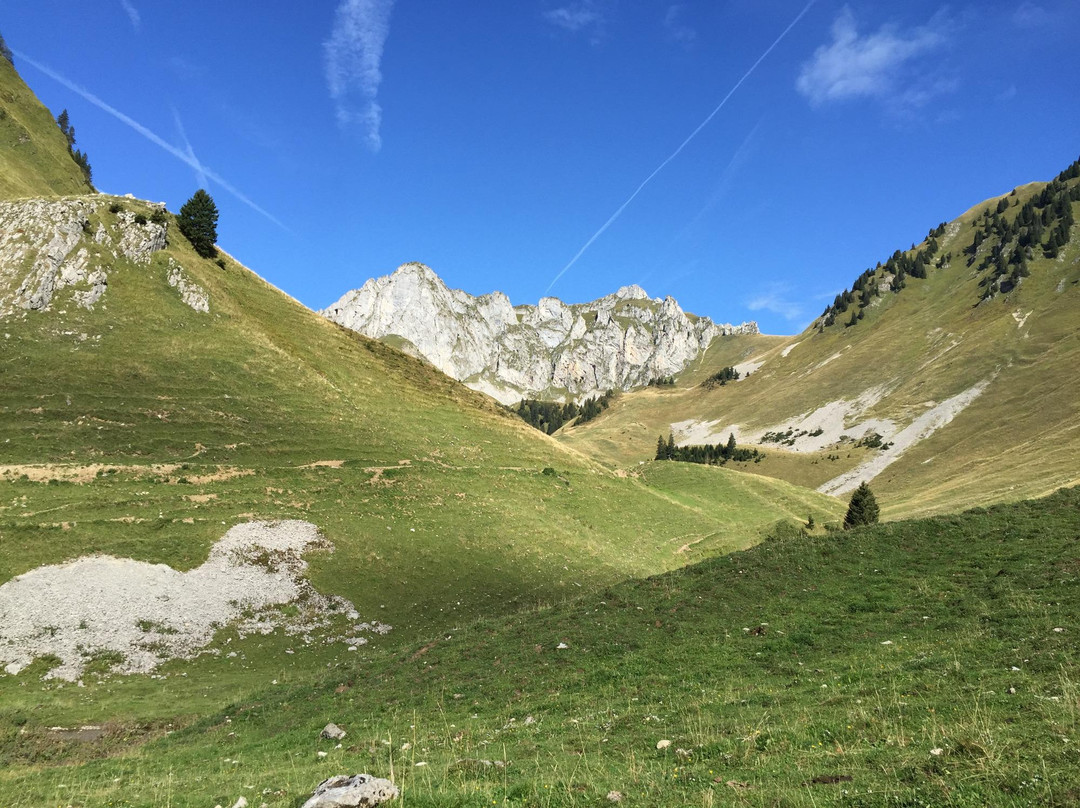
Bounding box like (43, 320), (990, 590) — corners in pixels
(323, 263), (757, 404)
(167, 258), (209, 312)
(0, 196), (168, 315)
(301, 774), (398, 808)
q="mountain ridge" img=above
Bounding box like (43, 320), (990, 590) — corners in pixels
(322, 261), (758, 404)
(559, 162), (1080, 518)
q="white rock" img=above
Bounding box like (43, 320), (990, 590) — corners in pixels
(301, 774), (399, 808)
(0, 196), (168, 316)
(166, 259), (209, 312)
(321, 723), (347, 740)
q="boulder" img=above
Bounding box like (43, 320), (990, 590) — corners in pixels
(301, 774), (398, 808)
(320, 722), (347, 740)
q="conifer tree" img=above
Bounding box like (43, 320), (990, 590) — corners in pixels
(55, 109), (93, 187)
(843, 482), (880, 529)
(178, 189), (220, 258)
(655, 435), (667, 461)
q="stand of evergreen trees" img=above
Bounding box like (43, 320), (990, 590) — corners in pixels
(654, 432), (762, 464)
(818, 154), (1079, 329)
(513, 399), (579, 435)
(964, 162), (1078, 300)
(819, 221), (946, 330)
(575, 390), (615, 425)
(56, 109), (93, 188)
(513, 390), (615, 434)
(701, 366), (740, 389)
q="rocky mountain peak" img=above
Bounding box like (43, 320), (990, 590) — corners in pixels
(322, 263), (757, 404)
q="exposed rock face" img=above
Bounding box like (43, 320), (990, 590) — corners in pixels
(323, 263), (757, 404)
(0, 196), (169, 315)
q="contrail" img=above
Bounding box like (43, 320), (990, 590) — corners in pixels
(546, 0), (817, 294)
(171, 107), (209, 189)
(15, 51), (288, 231)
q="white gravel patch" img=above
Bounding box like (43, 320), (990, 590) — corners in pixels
(0, 520), (372, 681)
(812, 351), (845, 371)
(761, 386), (894, 453)
(733, 358), (765, 378)
(780, 341), (801, 358)
(671, 418), (729, 446)
(818, 378), (993, 496)
(673, 385), (893, 453)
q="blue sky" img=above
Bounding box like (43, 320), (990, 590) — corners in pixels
(5, 0), (1079, 334)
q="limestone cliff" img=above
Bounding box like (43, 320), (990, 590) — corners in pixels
(322, 263), (757, 404)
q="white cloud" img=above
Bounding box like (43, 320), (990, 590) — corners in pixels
(664, 5), (696, 47)
(324, 0), (396, 152)
(119, 0), (140, 31)
(544, 2), (604, 36)
(796, 7), (948, 107)
(747, 284), (805, 323)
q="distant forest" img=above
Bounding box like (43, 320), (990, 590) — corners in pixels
(513, 390), (615, 435)
(654, 432), (763, 465)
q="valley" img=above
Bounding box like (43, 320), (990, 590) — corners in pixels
(1, 43), (1078, 808)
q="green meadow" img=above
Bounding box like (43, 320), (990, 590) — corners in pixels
(1, 47), (1079, 808)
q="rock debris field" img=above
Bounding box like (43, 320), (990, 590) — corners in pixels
(0, 520), (389, 681)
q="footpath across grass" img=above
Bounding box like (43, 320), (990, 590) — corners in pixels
(2, 488), (1077, 807)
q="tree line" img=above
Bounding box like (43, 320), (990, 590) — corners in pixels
(701, 366), (740, 389)
(965, 162), (1078, 300)
(56, 109), (93, 188)
(513, 390), (615, 435)
(817, 154), (1079, 328)
(654, 432), (762, 464)
(819, 221), (947, 330)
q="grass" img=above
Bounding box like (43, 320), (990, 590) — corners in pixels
(2, 60), (1078, 808)
(0, 146), (846, 785)
(1, 487), (1076, 806)
(560, 179), (1080, 520)
(0, 58), (92, 198)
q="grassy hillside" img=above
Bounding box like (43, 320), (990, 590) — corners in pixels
(0, 193), (844, 638)
(0, 56), (92, 198)
(561, 166), (1080, 520)
(2, 487), (1076, 807)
